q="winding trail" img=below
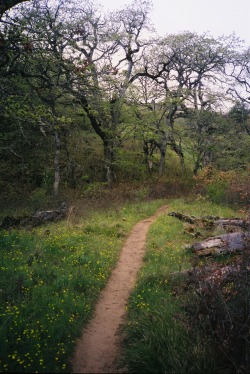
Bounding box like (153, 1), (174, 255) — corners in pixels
(71, 205), (168, 373)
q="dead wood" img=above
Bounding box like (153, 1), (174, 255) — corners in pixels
(0, 203), (67, 229)
(214, 219), (249, 230)
(168, 211), (221, 225)
(168, 212), (197, 224)
(168, 212), (248, 232)
(191, 232), (250, 256)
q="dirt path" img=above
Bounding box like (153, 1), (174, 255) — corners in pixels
(71, 205), (168, 373)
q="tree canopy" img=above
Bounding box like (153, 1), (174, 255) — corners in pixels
(0, 0), (249, 195)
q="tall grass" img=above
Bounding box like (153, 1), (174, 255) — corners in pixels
(0, 199), (165, 373)
(121, 198), (243, 373)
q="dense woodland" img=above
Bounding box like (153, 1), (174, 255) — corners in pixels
(0, 0), (250, 203)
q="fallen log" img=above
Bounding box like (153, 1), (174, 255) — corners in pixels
(32, 202), (67, 224)
(168, 212), (222, 225)
(191, 232), (250, 256)
(0, 203), (67, 229)
(168, 212), (248, 231)
(0, 216), (24, 228)
(214, 219), (249, 230)
(168, 212), (196, 224)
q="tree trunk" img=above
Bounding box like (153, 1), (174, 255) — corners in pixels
(53, 130), (61, 195)
(193, 154), (203, 175)
(79, 94), (118, 186)
(103, 139), (116, 187)
(168, 212), (197, 224)
(159, 134), (167, 175)
(62, 134), (76, 189)
(169, 134), (185, 169)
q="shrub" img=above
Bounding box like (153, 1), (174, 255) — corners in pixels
(183, 249), (250, 373)
(194, 166), (250, 205)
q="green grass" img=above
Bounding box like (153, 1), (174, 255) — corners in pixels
(0, 196), (246, 373)
(121, 197), (244, 373)
(0, 199), (165, 373)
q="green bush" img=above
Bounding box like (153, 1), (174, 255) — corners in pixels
(206, 179), (229, 204)
(194, 166), (250, 205)
(29, 188), (48, 210)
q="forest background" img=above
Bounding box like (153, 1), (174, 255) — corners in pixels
(0, 0), (249, 209)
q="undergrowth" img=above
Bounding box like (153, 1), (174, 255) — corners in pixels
(184, 249), (250, 373)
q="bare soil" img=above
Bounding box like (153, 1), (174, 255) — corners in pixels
(71, 205), (168, 373)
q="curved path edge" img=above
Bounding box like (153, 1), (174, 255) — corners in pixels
(71, 204), (168, 373)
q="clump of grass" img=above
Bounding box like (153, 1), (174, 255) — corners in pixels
(121, 198), (243, 373)
(0, 199), (165, 373)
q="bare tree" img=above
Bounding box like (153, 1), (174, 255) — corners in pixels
(0, 0), (30, 18)
(64, 0), (153, 184)
(134, 32), (240, 173)
(226, 46), (250, 105)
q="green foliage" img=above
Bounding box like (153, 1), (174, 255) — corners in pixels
(81, 182), (110, 199)
(115, 147), (148, 181)
(211, 113), (250, 171)
(194, 167), (250, 205)
(206, 179), (229, 204)
(133, 187), (150, 201)
(228, 101), (250, 123)
(1, 1), (249, 194)
(29, 188), (48, 210)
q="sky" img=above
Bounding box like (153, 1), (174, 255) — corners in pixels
(98, 0), (250, 46)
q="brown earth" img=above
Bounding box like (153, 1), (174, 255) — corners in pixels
(71, 205), (168, 373)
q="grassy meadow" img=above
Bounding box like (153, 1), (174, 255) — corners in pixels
(0, 198), (165, 373)
(0, 195), (248, 373)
